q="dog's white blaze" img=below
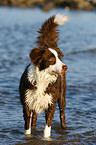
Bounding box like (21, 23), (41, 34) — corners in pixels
(26, 65), (57, 114)
(44, 125), (51, 138)
(54, 14), (69, 25)
(48, 48), (65, 73)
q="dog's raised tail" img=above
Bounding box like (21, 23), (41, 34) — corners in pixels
(36, 14), (69, 57)
(54, 14), (69, 25)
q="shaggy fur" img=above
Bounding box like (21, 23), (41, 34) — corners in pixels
(25, 65), (57, 114)
(19, 14), (69, 137)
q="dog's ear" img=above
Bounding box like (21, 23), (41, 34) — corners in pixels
(30, 48), (45, 65)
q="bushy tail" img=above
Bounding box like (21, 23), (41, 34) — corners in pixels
(36, 14), (69, 58)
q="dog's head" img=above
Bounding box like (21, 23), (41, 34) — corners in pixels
(30, 48), (67, 74)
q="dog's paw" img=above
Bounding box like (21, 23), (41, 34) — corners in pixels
(44, 125), (51, 138)
(25, 128), (31, 135)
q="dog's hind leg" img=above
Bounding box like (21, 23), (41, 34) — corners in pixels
(58, 94), (66, 129)
(59, 107), (66, 129)
(23, 108), (32, 135)
(58, 74), (66, 129)
(44, 104), (56, 138)
(58, 96), (66, 129)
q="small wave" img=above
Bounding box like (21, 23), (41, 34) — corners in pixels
(0, 101), (6, 104)
(70, 48), (96, 55)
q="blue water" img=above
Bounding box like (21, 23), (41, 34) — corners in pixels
(0, 7), (96, 145)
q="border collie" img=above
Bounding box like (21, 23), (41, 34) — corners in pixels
(19, 14), (69, 138)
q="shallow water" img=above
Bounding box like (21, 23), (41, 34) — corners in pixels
(0, 7), (96, 145)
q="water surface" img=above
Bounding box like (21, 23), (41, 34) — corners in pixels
(0, 7), (96, 145)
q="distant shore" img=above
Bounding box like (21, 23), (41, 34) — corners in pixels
(0, 0), (96, 11)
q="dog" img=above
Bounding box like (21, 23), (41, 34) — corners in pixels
(19, 14), (69, 138)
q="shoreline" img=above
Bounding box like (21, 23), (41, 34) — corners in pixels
(0, 0), (96, 11)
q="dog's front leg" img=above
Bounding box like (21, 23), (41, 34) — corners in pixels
(32, 111), (37, 128)
(44, 104), (56, 138)
(23, 108), (32, 135)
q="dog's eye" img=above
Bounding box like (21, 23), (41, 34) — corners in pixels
(49, 57), (55, 63)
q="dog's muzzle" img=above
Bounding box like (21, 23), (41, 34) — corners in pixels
(59, 65), (68, 75)
(52, 65), (68, 75)
(62, 65), (68, 72)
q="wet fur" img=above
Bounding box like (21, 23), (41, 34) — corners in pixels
(19, 14), (69, 137)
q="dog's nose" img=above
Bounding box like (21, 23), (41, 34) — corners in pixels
(62, 65), (68, 72)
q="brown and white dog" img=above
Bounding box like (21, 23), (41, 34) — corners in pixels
(19, 14), (69, 138)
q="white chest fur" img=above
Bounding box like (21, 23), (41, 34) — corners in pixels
(25, 66), (57, 114)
